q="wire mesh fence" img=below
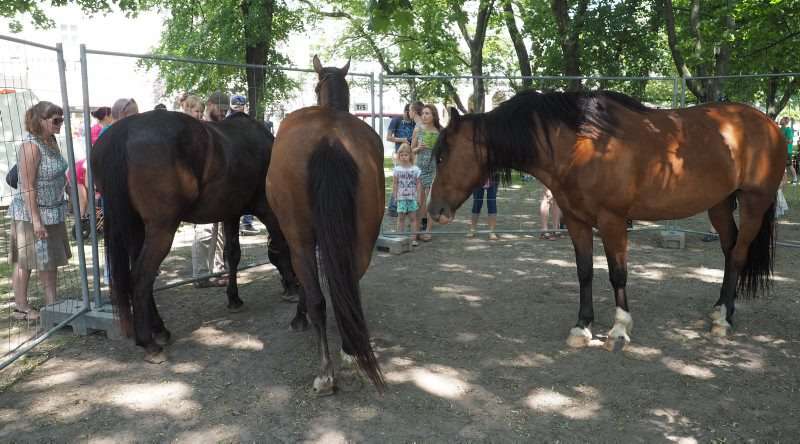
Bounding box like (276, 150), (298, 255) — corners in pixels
(2, 34), (798, 371)
(1, 36), (91, 368)
(79, 47), (380, 304)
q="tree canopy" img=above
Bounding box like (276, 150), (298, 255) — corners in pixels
(6, 0), (799, 115)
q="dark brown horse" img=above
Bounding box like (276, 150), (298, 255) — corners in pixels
(429, 90), (785, 351)
(266, 56), (385, 394)
(92, 110), (298, 363)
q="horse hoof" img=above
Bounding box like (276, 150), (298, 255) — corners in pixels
(153, 330), (172, 346)
(604, 323), (631, 352)
(566, 327), (592, 348)
(340, 350), (357, 368)
(227, 301), (244, 312)
(604, 335), (629, 353)
(710, 323), (729, 337)
(290, 316), (309, 332)
(313, 375), (336, 397)
(144, 349), (167, 364)
(281, 293), (299, 303)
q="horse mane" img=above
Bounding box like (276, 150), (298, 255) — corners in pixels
(316, 68), (350, 112)
(438, 90), (650, 184)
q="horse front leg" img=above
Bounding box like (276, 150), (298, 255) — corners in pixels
(258, 210), (301, 303)
(565, 217), (595, 348)
(597, 215), (632, 352)
(223, 218), (244, 311)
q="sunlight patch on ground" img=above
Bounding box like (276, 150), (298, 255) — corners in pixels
(432, 285), (484, 305)
(170, 362), (205, 374)
(752, 334), (788, 346)
(491, 352), (554, 368)
(349, 405), (379, 421)
(455, 332), (479, 342)
(701, 347), (765, 372)
(661, 357), (715, 379)
(262, 385), (292, 408)
(543, 259), (577, 268)
(649, 408), (698, 443)
(21, 370), (80, 389)
(389, 356), (416, 367)
(174, 425), (241, 442)
(630, 266), (666, 280)
(439, 263), (469, 271)
(109, 381), (199, 415)
(524, 387), (601, 419)
(684, 267), (723, 284)
(188, 326), (265, 351)
(385, 366), (470, 399)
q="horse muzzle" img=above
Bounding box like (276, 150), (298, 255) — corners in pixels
(427, 200), (453, 225)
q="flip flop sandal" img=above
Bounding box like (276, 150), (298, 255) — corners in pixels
(13, 308), (39, 321)
(540, 232), (554, 240)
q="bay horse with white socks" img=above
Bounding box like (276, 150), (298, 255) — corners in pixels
(428, 90), (785, 351)
(266, 56), (385, 394)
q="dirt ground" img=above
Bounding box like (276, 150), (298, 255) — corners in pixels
(1, 181), (799, 443)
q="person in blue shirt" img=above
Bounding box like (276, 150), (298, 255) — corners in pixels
(386, 103), (417, 217)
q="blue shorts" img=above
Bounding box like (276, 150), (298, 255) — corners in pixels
(397, 199), (419, 214)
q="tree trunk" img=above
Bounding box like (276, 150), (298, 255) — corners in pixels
(241, 0), (274, 121)
(551, 0), (588, 91)
(453, 0), (494, 112)
(502, 0), (532, 90)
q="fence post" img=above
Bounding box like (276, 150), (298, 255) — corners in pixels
(57, 43), (92, 311)
(79, 44), (103, 307)
(378, 73), (384, 140)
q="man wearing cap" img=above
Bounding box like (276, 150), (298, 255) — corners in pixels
(226, 94), (260, 235)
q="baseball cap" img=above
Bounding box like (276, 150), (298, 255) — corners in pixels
(230, 95), (247, 112)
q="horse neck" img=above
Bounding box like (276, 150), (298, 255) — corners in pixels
(319, 92), (349, 112)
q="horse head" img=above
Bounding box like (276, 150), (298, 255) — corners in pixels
(312, 55), (350, 112)
(428, 107), (488, 225)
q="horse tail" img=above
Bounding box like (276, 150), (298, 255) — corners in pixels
(98, 125), (138, 336)
(738, 202), (776, 299)
(308, 138), (384, 391)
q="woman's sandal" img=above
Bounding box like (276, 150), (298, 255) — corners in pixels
(13, 307), (40, 321)
(540, 232), (555, 240)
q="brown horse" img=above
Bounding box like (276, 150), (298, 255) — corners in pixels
(429, 90), (785, 351)
(266, 56), (385, 394)
(91, 110), (298, 363)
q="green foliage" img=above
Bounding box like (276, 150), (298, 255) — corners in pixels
(142, 0), (304, 115)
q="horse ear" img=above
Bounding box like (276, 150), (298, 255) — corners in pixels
(341, 58), (350, 76)
(449, 107), (460, 119)
(313, 55), (323, 74)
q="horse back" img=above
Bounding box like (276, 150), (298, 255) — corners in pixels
(554, 101), (785, 221)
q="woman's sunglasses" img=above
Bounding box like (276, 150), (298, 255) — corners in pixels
(50, 116), (64, 125)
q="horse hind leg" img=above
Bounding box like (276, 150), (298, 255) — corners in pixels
(130, 223), (171, 347)
(292, 247), (335, 396)
(132, 223), (179, 363)
(708, 196), (738, 337)
(710, 192), (774, 337)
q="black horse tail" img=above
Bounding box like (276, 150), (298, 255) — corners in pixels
(738, 202), (776, 299)
(98, 125), (138, 337)
(308, 138), (384, 391)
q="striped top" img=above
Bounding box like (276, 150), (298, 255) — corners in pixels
(9, 135), (68, 225)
